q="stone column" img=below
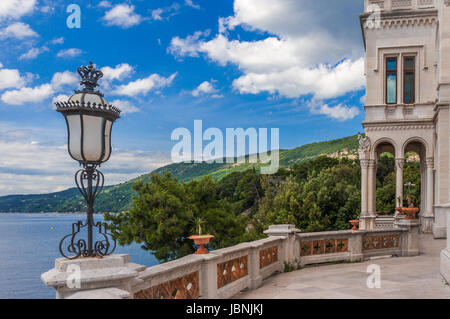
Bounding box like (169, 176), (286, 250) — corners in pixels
(395, 158), (405, 208)
(367, 160), (375, 215)
(421, 158), (435, 233)
(360, 159), (370, 230)
(440, 209), (450, 284)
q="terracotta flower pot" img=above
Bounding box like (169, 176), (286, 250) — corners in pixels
(189, 235), (214, 254)
(395, 207), (404, 215)
(403, 207), (419, 220)
(349, 220), (360, 231)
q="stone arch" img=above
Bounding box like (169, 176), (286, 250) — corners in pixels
(371, 137), (398, 159)
(402, 137), (430, 158)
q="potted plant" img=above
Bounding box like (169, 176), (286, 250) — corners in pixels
(349, 219), (360, 231)
(189, 217), (214, 254)
(403, 182), (419, 220)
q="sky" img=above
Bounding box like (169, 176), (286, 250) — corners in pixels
(0, 0), (366, 196)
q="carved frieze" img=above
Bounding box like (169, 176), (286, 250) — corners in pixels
(217, 256), (248, 289)
(133, 271), (199, 299)
(300, 238), (349, 256)
(362, 235), (400, 250)
(259, 246), (278, 269)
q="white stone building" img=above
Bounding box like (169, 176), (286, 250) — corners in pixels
(359, 0), (450, 238)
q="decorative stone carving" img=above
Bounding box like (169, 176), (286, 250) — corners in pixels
(362, 235), (400, 250)
(217, 256), (248, 289)
(133, 271), (199, 299)
(259, 246), (278, 269)
(395, 158), (405, 170)
(358, 133), (371, 152)
(300, 238), (349, 256)
(426, 157), (434, 169)
(365, 124), (435, 132)
(360, 159), (371, 168)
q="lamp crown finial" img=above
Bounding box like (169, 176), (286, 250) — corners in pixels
(77, 61), (103, 93)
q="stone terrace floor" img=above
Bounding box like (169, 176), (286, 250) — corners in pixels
(236, 235), (450, 299)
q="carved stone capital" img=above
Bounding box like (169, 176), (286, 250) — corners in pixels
(395, 158), (405, 170)
(360, 159), (371, 168)
(426, 158), (434, 169)
(368, 159), (377, 169)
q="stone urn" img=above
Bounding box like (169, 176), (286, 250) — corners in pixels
(189, 235), (214, 254)
(395, 207), (405, 215)
(349, 220), (360, 231)
(403, 205), (419, 220)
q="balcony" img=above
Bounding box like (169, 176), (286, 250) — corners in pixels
(364, 0), (437, 12)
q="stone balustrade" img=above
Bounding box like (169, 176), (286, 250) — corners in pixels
(364, 0), (437, 12)
(41, 221), (420, 299)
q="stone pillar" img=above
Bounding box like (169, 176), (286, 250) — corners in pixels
(395, 219), (420, 257)
(360, 159), (370, 230)
(264, 224), (300, 263)
(421, 158), (435, 233)
(395, 158), (405, 208)
(199, 253), (220, 299)
(41, 254), (145, 299)
(368, 160), (376, 215)
(440, 209), (450, 284)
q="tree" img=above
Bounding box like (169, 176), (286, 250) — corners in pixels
(105, 173), (250, 262)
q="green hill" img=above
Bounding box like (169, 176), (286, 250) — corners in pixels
(0, 134), (359, 213)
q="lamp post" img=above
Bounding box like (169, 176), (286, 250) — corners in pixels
(55, 62), (121, 259)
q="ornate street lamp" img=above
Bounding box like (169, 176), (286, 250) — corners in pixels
(55, 62), (121, 259)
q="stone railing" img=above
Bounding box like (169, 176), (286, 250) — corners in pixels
(374, 215), (396, 229)
(364, 0), (436, 12)
(42, 220), (420, 299)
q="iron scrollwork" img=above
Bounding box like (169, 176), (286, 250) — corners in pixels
(59, 164), (116, 259)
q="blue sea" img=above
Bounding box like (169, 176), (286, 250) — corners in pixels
(0, 213), (159, 299)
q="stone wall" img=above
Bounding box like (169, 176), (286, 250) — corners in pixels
(42, 221), (420, 299)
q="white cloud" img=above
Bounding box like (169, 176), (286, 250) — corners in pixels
(19, 46), (49, 60)
(169, 0), (364, 120)
(233, 58), (365, 99)
(151, 8), (164, 21)
(0, 68), (27, 90)
(169, 30), (210, 58)
(113, 73), (177, 97)
(50, 37), (64, 44)
(110, 99), (139, 114)
(50, 71), (78, 89)
(98, 1), (112, 8)
(103, 4), (143, 28)
(56, 48), (82, 58)
(185, 0), (200, 9)
(0, 62), (3, 68)
(0, 123), (171, 196)
(1, 70), (78, 105)
(0, 0), (36, 21)
(306, 99), (360, 121)
(1, 84), (53, 105)
(151, 3), (180, 21)
(0, 22), (38, 39)
(101, 63), (134, 83)
(192, 80), (221, 97)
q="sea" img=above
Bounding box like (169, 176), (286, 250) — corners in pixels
(0, 213), (159, 299)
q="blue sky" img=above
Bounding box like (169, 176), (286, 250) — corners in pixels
(0, 0), (366, 195)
